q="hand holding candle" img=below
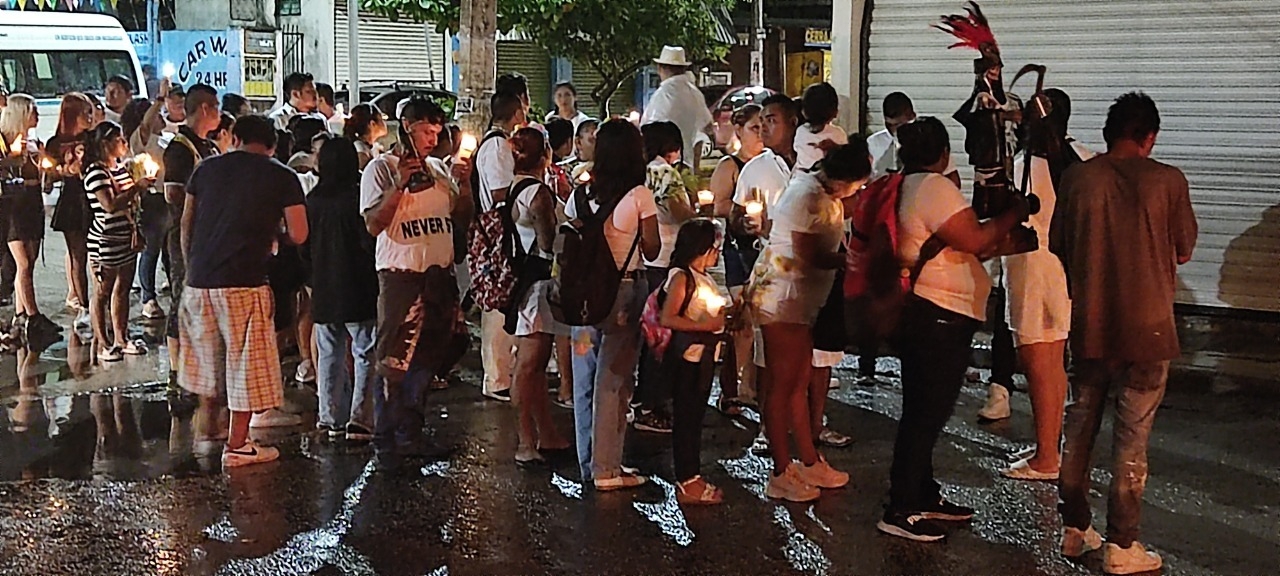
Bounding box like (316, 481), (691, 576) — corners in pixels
(133, 153), (160, 180)
(697, 189), (714, 215)
(696, 285), (727, 317)
(457, 132), (479, 159)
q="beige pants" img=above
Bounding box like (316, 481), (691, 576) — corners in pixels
(480, 309), (515, 394)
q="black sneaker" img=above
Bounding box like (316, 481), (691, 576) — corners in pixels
(877, 511), (947, 542)
(920, 498), (975, 521)
(632, 411), (672, 434)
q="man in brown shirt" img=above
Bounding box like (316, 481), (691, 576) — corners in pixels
(1050, 92), (1197, 575)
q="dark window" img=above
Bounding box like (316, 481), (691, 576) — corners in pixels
(0, 50), (136, 100)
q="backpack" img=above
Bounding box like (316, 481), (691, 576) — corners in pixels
(843, 172), (946, 339)
(640, 269), (696, 360)
(500, 178), (554, 334)
(550, 184), (640, 327)
(468, 177), (537, 312)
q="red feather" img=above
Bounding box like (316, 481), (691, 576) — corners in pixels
(935, 1), (998, 53)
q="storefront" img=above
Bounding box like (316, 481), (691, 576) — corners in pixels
(786, 27), (831, 96)
(864, 0), (1280, 313)
(334, 3), (448, 88)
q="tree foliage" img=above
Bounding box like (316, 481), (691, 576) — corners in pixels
(361, 0), (735, 116)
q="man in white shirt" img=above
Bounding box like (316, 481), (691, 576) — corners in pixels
(361, 96), (472, 460)
(268, 72), (325, 131)
(868, 91), (962, 188)
(473, 91), (527, 402)
(641, 46), (714, 169)
(732, 93), (799, 241)
(316, 82), (346, 135)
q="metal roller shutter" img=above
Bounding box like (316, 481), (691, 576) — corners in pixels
(866, 0), (1280, 313)
(497, 41), (552, 114)
(335, 4), (447, 86)
(569, 60), (634, 118)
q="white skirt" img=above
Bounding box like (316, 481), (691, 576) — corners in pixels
(514, 279), (569, 337)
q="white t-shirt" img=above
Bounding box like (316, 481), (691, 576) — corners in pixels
(898, 172), (990, 321)
(268, 102), (326, 131)
(793, 123), (848, 172)
(764, 172), (845, 289)
(732, 149), (792, 210)
(359, 154), (459, 272)
(564, 185), (659, 272)
(641, 73), (715, 163)
(663, 267), (727, 362)
(868, 128), (958, 179)
(476, 132), (514, 212)
(512, 175), (552, 259)
(644, 158), (689, 268)
(545, 109), (593, 132)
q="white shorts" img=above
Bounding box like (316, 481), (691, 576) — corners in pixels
(514, 280), (569, 338)
(1004, 251), (1071, 347)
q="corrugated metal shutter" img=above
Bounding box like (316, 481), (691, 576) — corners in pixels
(867, 0), (1280, 313)
(497, 41), (551, 113)
(568, 60), (634, 118)
(334, 4), (446, 86)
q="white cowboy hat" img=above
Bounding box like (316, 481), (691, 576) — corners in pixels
(653, 46), (692, 67)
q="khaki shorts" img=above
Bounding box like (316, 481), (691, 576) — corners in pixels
(178, 286), (283, 413)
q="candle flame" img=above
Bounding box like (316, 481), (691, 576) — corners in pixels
(458, 133), (479, 159)
(162, 62), (176, 79)
(39, 156), (55, 170)
(745, 201), (764, 216)
(697, 190), (714, 206)
(627, 111), (640, 123)
(9, 135), (23, 156)
(576, 170), (592, 183)
(135, 153), (159, 178)
(696, 286), (727, 316)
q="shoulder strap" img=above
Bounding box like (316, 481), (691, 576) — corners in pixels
(677, 269), (696, 317)
(507, 177), (544, 257)
(171, 133), (202, 162)
(728, 154), (746, 171)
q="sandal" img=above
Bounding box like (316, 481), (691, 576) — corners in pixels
(553, 397), (573, 409)
(122, 340), (148, 356)
(99, 346), (123, 362)
(676, 476), (723, 505)
(1001, 457), (1059, 481)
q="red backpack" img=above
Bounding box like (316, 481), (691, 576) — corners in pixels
(844, 173), (945, 338)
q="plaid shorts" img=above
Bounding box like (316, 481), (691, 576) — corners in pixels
(178, 286), (283, 413)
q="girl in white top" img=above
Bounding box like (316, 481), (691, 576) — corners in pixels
(507, 127), (571, 467)
(793, 82), (848, 172)
(746, 142), (870, 504)
(998, 89), (1095, 481)
(545, 82), (593, 133)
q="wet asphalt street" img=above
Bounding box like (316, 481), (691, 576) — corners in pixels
(1, 236), (1279, 576)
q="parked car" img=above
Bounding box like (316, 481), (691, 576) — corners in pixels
(334, 82), (458, 147)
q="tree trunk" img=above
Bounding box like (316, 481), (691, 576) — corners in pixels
(458, 0), (497, 134)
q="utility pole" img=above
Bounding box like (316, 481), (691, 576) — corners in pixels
(750, 0), (765, 86)
(458, 0), (498, 134)
(347, 0), (360, 106)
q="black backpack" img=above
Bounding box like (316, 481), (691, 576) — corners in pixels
(550, 184), (640, 327)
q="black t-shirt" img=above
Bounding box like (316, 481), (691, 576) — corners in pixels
(307, 183), (378, 324)
(163, 125), (216, 193)
(185, 151), (306, 289)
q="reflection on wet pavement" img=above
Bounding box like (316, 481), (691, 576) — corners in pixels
(632, 476), (695, 546)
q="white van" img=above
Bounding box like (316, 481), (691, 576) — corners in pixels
(0, 11), (147, 141)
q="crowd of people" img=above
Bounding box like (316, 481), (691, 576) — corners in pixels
(0, 40), (1196, 576)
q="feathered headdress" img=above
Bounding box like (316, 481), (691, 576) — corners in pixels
(934, 2), (1002, 71)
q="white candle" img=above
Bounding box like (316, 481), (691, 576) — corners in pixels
(135, 153), (159, 179)
(457, 132), (479, 159)
(697, 190), (714, 207)
(696, 285), (727, 317)
(745, 200), (764, 217)
(162, 62), (177, 79)
(627, 111), (640, 124)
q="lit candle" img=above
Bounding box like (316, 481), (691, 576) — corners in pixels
(457, 132), (479, 159)
(696, 285), (727, 317)
(134, 153), (159, 179)
(697, 189), (714, 207)
(745, 200), (764, 217)
(39, 156), (55, 171)
(576, 170), (592, 184)
(162, 62), (176, 79)
(9, 135), (23, 157)
(627, 111), (640, 124)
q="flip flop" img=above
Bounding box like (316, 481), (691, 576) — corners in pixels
(122, 341), (149, 355)
(1001, 457), (1059, 481)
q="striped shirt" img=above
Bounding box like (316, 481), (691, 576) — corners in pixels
(84, 163), (138, 267)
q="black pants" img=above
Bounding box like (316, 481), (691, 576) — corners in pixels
(635, 266), (671, 414)
(666, 341), (717, 481)
(888, 297), (979, 512)
(989, 286), (1016, 388)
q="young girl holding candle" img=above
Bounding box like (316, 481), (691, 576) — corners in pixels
(659, 218), (731, 505)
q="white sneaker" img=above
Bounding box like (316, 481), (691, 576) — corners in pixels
(295, 360), (316, 384)
(250, 409), (303, 428)
(1062, 525), (1103, 558)
(828, 377), (841, 390)
(142, 299), (166, 319)
(221, 440), (280, 468)
(978, 383), (1011, 421)
(73, 309), (93, 341)
(1103, 541), (1162, 574)
(765, 463), (820, 502)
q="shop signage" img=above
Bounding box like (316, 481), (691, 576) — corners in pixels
(804, 28), (832, 49)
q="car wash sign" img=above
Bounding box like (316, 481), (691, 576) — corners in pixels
(159, 30), (243, 95)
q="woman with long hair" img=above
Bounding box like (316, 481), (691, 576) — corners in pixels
(507, 127), (571, 466)
(308, 137), (380, 441)
(746, 141), (870, 503)
(709, 103), (764, 413)
(566, 119), (661, 490)
(545, 82), (591, 130)
(82, 121), (153, 362)
(0, 94), (62, 344)
(48, 92), (97, 333)
(343, 103), (388, 169)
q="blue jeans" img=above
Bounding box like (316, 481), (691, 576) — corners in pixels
(572, 277), (647, 481)
(315, 321), (378, 430)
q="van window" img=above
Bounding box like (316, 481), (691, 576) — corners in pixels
(0, 50), (136, 100)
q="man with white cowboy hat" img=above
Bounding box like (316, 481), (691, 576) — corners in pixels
(642, 46), (714, 167)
